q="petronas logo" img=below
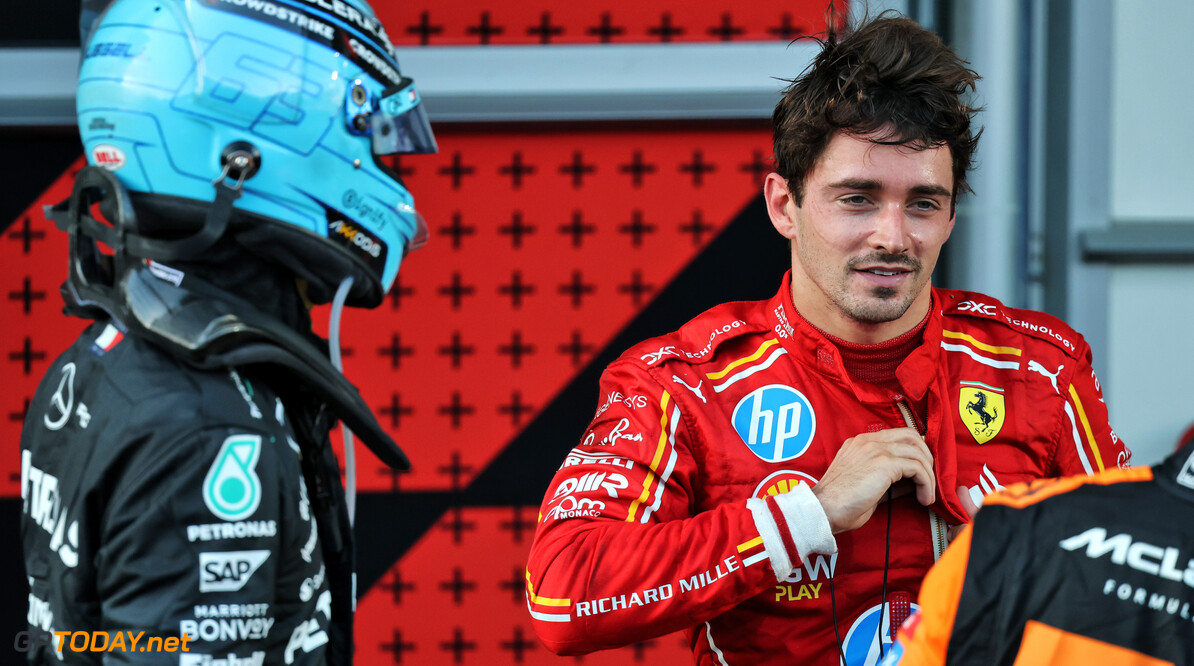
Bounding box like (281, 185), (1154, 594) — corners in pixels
(203, 435), (263, 521)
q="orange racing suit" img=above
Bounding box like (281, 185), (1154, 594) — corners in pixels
(882, 442), (1194, 666)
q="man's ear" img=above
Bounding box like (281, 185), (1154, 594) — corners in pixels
(764, 172), (798, 240)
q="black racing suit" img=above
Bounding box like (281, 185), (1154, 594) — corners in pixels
(21, 260), (357, 665)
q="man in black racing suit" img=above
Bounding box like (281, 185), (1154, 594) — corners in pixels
(20, 1), (437, 663)
(23, 255), (355, 666)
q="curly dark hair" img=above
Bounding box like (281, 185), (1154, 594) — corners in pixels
(773, 13), (981, 213)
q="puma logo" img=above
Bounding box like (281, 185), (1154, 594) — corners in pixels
(1027, 360), (1063, 393)
(672, 375), (707, 403)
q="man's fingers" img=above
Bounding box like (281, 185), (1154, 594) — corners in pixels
(884, 479), (916, 501)
(957, 484), (980, 520)
(880, 440), (934, 487)
(898, 457), (935, 506)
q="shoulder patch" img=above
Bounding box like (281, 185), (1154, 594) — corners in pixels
(983, 467), (1153, 510)
(940, 290), (1083, 357)
(90, 323), (125, 356)
(625, 300), (770, 369)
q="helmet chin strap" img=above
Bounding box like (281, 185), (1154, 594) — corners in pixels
(329, 275), (357, 525)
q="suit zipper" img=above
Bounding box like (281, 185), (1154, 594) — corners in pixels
(895, 400), (949, 561)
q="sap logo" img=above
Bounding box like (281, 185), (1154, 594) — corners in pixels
(90, 144), (126, 172)
(199, 550), (270, 593)
(553, 472), (629, 500)
(842, 600), (920, 666)
(732, 385), (816, 463)
(1060, 528), (1194, 587)
(958, 300), (996, 316)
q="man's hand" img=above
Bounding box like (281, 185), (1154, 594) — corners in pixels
(811, 428), (935, 534)
(947, 485), (981, 542)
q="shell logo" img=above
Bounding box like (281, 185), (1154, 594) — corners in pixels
(752, 470), (819, 500)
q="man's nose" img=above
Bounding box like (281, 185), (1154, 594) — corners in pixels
(868, 204), (911, 253)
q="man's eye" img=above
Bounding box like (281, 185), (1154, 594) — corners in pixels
(841, 195), (869, 205)
(911, 200), (941, 211)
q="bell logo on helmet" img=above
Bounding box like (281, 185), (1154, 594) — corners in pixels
(91, 145), (126, 171)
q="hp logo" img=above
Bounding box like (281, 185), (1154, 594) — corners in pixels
(731, 384), (816, 462)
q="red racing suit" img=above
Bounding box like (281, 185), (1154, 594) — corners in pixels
(526, 273), (1129, 665)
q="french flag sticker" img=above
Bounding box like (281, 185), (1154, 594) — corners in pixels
(93, 323), (124, 355)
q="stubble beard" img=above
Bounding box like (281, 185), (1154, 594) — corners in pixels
(835, 284), (917, 324)
(835, 254), (924, 324)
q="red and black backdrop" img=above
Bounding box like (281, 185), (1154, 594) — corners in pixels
(2, 2), (834, 662)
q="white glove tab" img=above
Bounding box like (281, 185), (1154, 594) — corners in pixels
(747, 482), (837, 582)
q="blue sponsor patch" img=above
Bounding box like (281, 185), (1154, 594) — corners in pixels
(731, 384), (816, 462)
(843, 601), (920, 666)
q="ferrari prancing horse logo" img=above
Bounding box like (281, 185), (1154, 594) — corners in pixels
(959, 381), (1005, 444)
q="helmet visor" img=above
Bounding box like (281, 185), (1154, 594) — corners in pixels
(372, 77), (437, 155)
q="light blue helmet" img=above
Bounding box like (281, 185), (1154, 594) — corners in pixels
(77, 0), (436, 307)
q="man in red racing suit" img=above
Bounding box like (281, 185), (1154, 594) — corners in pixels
(526, 15), (1128, 666)
(526, 274), (1126, 664)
